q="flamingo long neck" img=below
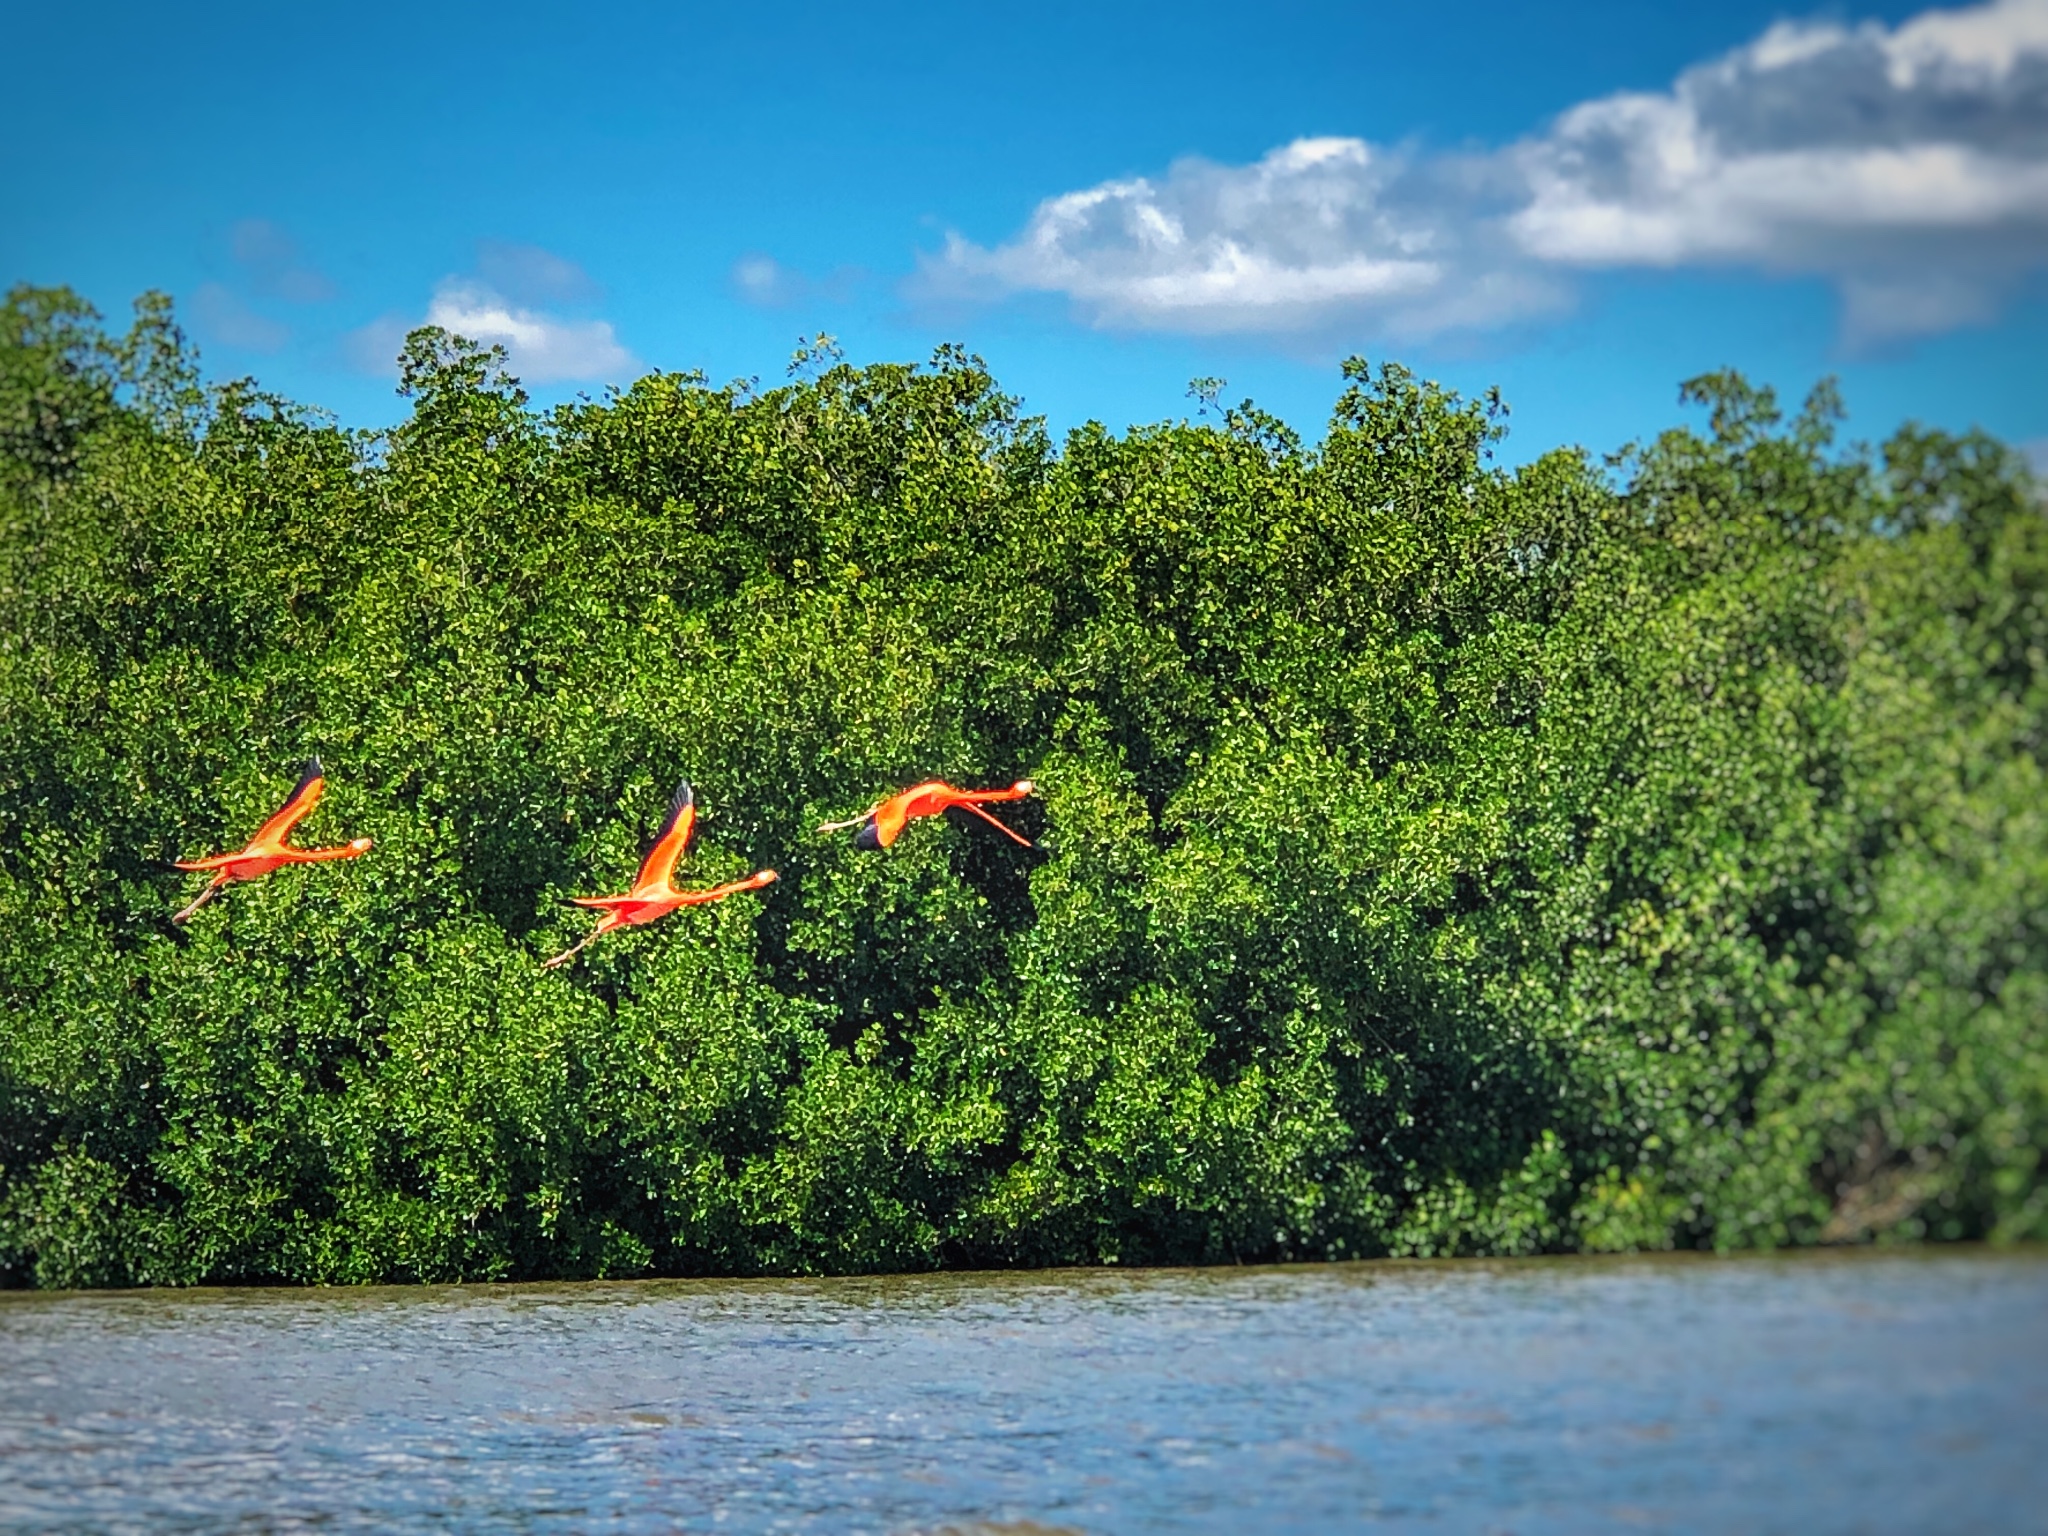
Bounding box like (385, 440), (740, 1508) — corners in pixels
(687, 871), (777, 902)
(279, 843), (369, 864)
(952, 781), (1034, 805)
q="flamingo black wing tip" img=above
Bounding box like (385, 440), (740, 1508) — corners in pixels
(854, 820), (883, 851)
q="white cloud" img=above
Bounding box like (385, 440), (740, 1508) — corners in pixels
(925, 0), (2048, 346)
(1509, 0), (2048, 347)
(345, 249), (637, 384)
(423, 280), (635, 383)
(917, 138), (1551, 339)
(1885, 0), (2048, 81)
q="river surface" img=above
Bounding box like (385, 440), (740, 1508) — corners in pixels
(1, 1250), (2042, 1534)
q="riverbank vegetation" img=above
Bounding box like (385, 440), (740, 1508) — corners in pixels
(1, 285), (2042, 1286)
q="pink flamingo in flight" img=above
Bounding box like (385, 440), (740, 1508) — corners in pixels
(170, 757), (372, 924)
(543, 781), (776, 969)
(818, 779), (1037, 850)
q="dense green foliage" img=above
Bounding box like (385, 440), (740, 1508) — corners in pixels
(2, 285), (2043, 1287)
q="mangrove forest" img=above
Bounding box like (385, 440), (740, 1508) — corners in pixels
(1, 284), (2042, 1287)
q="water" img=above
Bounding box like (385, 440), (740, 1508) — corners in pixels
(1, 1250), (2042, 1534)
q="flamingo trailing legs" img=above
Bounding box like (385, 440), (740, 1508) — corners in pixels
(171, 757), (373, 923)
(818, 779), (1036, 850)
(543, 780), (777, 969)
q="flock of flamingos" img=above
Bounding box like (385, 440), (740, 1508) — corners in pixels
(168, 760), (1037, 968)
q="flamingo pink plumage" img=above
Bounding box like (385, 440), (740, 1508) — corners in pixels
(543, 781), (776, 969)
(171, 758), (372, 924)
(818, 779), (1036, 850)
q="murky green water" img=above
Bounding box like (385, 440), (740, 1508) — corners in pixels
(1, 1250), (2042, 1533)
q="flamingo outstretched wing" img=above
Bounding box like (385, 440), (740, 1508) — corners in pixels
(248, 758), (326, 851)
(634, 781), (698, 888)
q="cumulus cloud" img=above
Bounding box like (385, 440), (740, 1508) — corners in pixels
(423, 279), (634, 383)
(925, 0), (2048, 346)
(1509, 0), (2048, 342)
(924, 138), (1564, 339)
(346, 248), (637, 385)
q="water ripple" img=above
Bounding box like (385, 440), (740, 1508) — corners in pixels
(1, 1251), (2043, 1534)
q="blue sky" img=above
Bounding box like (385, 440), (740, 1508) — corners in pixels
(7, 0), (2045, 466)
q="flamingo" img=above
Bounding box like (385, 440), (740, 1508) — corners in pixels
(170, 757), (373, 924)
(542, 780), (777, 969)
(818, 779), (1036, 851)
